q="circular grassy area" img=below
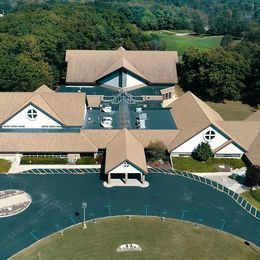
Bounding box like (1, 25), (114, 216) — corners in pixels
(12, 216), (259, 260)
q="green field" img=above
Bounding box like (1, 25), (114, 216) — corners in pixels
(151, 31), (222, 54)
(12, 216), (259, 260)
(206, 100), (256, 121)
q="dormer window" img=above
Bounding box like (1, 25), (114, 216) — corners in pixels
(27, 109), (38, 120)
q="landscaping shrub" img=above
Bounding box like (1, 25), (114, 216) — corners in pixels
(145, 141), (168, 162)
(0, 159), (11, 172)
(246, 165), (260, 186)
(192, 142), (213, 161)
(76, 157), (96, 165)
(250, 189), (260, 203)
(172, 157), (245, 173)
(20, 156), (68, 164)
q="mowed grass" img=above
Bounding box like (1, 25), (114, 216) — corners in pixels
(242, 189), (260, 210)
(0, 159), (11, 173)
(152, 31), (222, 54)
(206, 100), (256, 120)
(12, 216), (259, 260)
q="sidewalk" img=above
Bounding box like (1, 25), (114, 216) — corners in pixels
(9, 164), (101, 174)
(191, 169), (248, 194)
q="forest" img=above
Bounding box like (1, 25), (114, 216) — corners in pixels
(0, 0), (259, 104)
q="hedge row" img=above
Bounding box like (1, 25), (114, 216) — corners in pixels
(20, 156), (68, 165)
(76, 157), (96, 165)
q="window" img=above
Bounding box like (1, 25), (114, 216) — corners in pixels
(204, 130), (216, 141)
(123, 162), (129, 168)
(27, 109), (37, 120)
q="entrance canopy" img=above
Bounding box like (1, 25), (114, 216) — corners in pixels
(105, 128), (147, 175)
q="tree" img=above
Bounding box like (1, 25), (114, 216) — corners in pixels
(246, 165), (260, 186)
(192, 142), (213, 162)
(220, 35), (233, 48)
(145, 141), (167, 162)
(181, 48), (250, 101)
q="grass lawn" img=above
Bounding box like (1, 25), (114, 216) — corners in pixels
(150, 31), (222, 55)
(172, 157), (245, 173)
(0, 159), (11, 173)
(206, 100), (256, 120)
(242, 189), (260, 210)
(11, 216), (259, 260)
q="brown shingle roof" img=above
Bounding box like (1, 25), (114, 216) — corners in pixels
(86, 95), (102, 108)
(105, 129), (147, 174)
(168, 92), (223, 151)
(65, 47), (178, 84)
(83, 130), (120, 149)
(245, 132), (260, 165)
(215, 121), (260, 150)
(0, 132), (97, 153)
(244, 110), (260, 122)
(34, 85), (54, 93)
(0, 87), (86, 126)
(130, 130), (180, 148)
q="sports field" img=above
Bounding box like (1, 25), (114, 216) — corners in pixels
(12, 216), (260, 260)
(151, 31), (222, 55)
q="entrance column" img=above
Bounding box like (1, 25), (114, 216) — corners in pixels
(125, 172), (128, 184)
(108, 172), (111, 184)
(142, 174), (145, 184)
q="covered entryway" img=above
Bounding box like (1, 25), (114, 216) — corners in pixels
(103, 129), (149, 188)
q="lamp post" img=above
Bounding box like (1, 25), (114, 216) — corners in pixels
(82, 202), (88, 229)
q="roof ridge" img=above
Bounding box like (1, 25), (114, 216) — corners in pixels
(189, 92), (222, 124)
(32, 93), (64, 124)
(80, 131), (98, 151)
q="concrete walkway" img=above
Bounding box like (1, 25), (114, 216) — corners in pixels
(191, 169), (248, 194)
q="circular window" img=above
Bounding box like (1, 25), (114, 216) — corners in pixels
(27, 109), (37, 120)
(204, 130), (216, 141)
(123, 162), (129, 168)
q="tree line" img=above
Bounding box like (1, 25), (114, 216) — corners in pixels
(0, 3), (164, 91)
(180, 28), (260, 105)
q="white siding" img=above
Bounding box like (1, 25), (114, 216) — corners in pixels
(215, 143), (243, 157)
(102, 74), (119, 88)
(2, 104), (62, 129)
(110, 161), (141, 174)
(125, 73), (145, 88)
(171, 126), (228, 155)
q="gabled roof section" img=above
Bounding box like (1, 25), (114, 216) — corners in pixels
(0, 132), (97, 153)
(215, 121), (260, 150)
(34, 85), (54, 93)
(65, 48), (178, 84)
(0, 86), (86, 126)
(168, 92), (223, 151)
(105, 128), (147, 174)
(97, 57), (146, 81)
(244, 110), (260, 122)
(246, 132), (260, 165)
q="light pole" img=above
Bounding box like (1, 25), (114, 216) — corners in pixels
(82, 202), (88, 229)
